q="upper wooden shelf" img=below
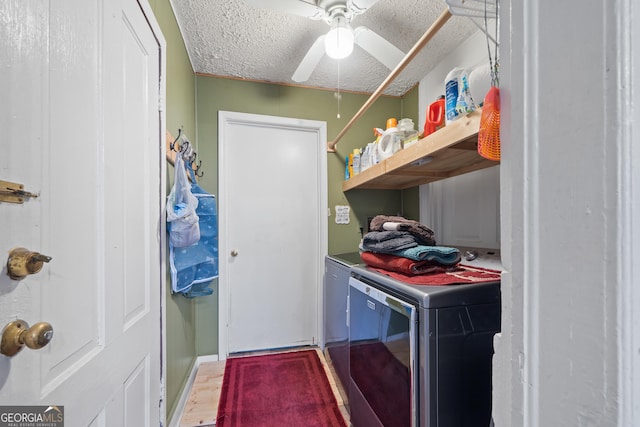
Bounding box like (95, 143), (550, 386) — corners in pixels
(342, 109), (499, 191)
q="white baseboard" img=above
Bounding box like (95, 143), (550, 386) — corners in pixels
(168, 354), (220, 427)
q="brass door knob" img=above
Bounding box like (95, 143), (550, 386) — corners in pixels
(6, 247), (52, 280)
(1, 320), (54, 357)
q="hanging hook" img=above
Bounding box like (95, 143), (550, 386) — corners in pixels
(170, 128), (183, 152)
(179, 134), (194, 158)
(187, 149), (197, 165)
(180, 141), (194, 164)
(193, 160), (204, 178)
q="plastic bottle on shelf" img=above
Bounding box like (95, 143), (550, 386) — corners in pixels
(377, 117), (401, 160)
(372, 128), (384, 165)
(344, 155), (350, 180)
(352, 148), (361, 175)
(348, 152), (354, 178)
(424, 95), (445, 137)
(469, 62), (491, 108)
(455, 70), (476, 116)
(397, 118), (418, 148)
(360, 144), (371, 171)
(445, 67), (464, 125)
(367, 140), (377, 167)
(387, 118), (402, 154)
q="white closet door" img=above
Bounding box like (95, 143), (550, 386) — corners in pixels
(218, 112), (328, 355)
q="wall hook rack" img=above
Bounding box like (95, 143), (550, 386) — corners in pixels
(166, 129), (204, 180)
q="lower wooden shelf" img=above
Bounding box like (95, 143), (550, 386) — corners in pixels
(342, 109), (499, 191)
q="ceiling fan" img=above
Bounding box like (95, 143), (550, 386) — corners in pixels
(245, 0), (406, 82)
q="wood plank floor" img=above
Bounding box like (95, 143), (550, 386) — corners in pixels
(179, 347), (350, 427)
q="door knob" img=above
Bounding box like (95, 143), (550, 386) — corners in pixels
(1, 320), (54, 357)
(6, 247), (52, 280)
(230, 249), (239, 257)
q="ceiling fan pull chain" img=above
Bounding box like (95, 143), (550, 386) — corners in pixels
(337, 59), (341, 119)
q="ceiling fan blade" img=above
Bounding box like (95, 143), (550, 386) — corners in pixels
(244, 0), (326, 20)
(292, 35), (326, 82)
(353, 26), (405, 70)
(347, 0), (382, 15)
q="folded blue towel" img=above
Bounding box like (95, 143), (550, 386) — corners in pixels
(389, 245), (461, 265)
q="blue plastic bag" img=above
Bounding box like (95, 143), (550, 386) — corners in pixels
(168, 165), (218, 297)
(166, 155), (200, 248)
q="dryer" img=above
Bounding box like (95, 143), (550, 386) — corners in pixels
(348, 258), (501, 427)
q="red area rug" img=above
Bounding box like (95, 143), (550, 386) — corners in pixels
(216, 350), (347, 427)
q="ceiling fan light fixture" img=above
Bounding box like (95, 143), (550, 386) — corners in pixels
(324, 16), (354, 59)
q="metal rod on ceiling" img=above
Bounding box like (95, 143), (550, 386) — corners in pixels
(327, 8), (453, 153)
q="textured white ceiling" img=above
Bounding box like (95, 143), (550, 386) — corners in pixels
(171, 0), (480, 96)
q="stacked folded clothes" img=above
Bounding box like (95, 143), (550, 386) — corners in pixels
(369, 215), (436, 246)
(360, 252), (452, 276)
(361, 215), (460, 266)
(359, 215), (479, 284)
(359, 216), (500, 285)
(389, 245), (461, 264)
(361, 231), (417, 252)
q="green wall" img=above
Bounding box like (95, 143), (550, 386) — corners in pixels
(148, 0), (197, 422)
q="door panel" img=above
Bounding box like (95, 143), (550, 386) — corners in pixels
(123, 357), (150, 425)
(0, 0), (164, 425)
(43, 0), (101, 389)
(219, 112), (327, 355)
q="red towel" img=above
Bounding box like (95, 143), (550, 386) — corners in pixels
(368, 265), (501, 286)
(360, 251), (452, 275)
(360, 251), (500, 286)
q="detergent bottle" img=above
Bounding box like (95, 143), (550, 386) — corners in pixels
(397, 118), (418, 147)
(424, 95), (445, 137)
(377, 119), (400, 160)
(445, 67), (464, 124)
(352, 148), (361, 175)
(344, 155), (350, 180)
(360, 144), (371, 171)
(372, 128), (384, 165)
(455, 70), (476, 116)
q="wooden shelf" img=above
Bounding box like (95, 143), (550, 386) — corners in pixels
(342, 109), (499, 191)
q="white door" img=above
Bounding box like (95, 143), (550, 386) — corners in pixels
(218, 112), (327, 355)
(0, 0), (165, 426)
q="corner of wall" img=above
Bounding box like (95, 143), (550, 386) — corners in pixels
(149, 0), (199, 420)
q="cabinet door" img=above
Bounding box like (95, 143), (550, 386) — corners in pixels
(419, 166), (500, 249)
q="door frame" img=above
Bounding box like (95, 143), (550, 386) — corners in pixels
(217, 111), (328, 359)
(135, 0), (168, 420)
